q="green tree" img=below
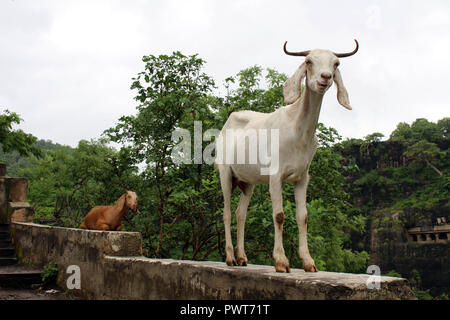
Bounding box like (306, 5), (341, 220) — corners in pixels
(104, 52), (216, 257)
(403, 140), (445, 176)
(222, 66), (287, 115)
(437, 117), (449, 140)
(0, 109), (41, 157)
(391, 118), (443, 144)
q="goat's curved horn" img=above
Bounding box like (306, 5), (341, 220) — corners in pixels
(283, 41), (310, 57)
(333, 39), (359, 58)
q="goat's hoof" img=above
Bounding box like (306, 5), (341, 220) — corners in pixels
(303, 263), (318, 272)
(275, 261), (291, 273)
(226, 259), (238, 267)
(237, 257), (247, 266)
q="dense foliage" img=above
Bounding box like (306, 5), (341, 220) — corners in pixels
(1, 52), (447, 281)
(0, 109), (41, 158)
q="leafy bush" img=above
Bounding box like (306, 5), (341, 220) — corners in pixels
(42, 261), (58, 283)
(414, 290), (433, 300)
(384, 270), (402, 278)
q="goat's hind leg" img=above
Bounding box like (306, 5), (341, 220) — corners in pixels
(94, 220), (112, 231)
(219, 166), (237, 266)
(235, 184), (255, 266)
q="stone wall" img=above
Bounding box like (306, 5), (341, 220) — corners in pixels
(374, 242), (449, 297)
(10, 222), (416, 300)
(10, 222), (142, 299)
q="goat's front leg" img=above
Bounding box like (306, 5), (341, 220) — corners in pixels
(294, 175), (318, 272)
(235, 184), (255, 266)
(270, 177), (290, 273)
(220, 167), (237, 266)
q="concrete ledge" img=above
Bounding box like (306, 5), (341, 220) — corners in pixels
(10, 222), (416, 300)
(103, 257), (415, 300)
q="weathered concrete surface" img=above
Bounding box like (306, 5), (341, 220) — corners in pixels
(10, 222), (416, 300)
(103, 257), (415, 300)
(0, 288), (71, 300)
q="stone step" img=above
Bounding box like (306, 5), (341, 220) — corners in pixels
(0, 231), (10, 240)
(0, 265), (43, 289)
(0, 240), (12, 247)
(0, 247), (15, 257)
(0, 224), (9, 232)
(0, 257), (17, 266)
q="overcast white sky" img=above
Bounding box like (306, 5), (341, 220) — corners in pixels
(1, 0), (449, 147)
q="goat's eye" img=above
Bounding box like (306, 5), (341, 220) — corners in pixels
(334, 62), (340, 69)
(306, 60), (312, 65)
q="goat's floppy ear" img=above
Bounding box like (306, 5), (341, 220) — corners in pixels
(284, 62), (306, 104)
(334, 68), (352, 110)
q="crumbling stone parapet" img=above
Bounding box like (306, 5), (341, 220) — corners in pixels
(10, 222), (416, 300)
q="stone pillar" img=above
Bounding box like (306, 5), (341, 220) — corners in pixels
(7, 178), (28, 202)
(0, 163), (34, 223)
(7, 178), (33, 223)
(0, 163), (7, 224)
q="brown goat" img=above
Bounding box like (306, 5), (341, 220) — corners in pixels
(81, 191), (138, 231)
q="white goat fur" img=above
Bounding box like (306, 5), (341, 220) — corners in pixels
(215, 47), (354, 273)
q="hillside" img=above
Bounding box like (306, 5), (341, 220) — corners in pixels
(336, 118), (449, 297)
(0, 139), (72, 177)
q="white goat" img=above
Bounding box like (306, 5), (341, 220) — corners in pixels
(215, 40), (359, 273)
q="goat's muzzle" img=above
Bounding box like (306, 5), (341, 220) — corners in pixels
(316, 81), (328, 91)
